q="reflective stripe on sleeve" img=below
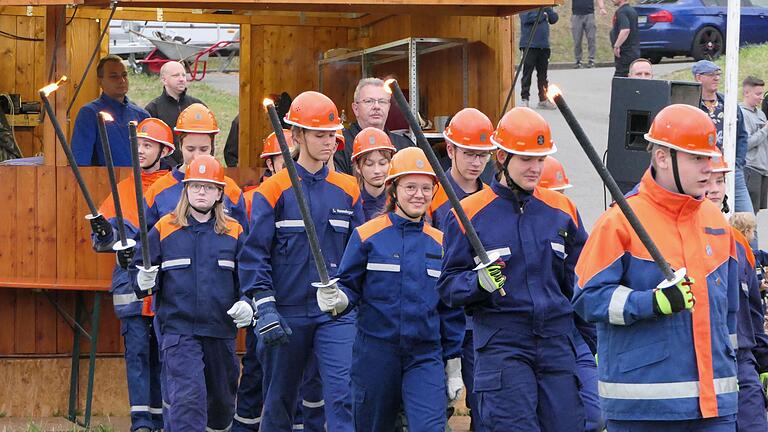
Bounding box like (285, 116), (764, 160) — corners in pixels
(608, 285), (632, 326)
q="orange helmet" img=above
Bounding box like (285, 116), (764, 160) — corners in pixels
(261, 130), (293, 159)
(352, 128), (396, 163)
(538, 156), (572, 191)
(183, 154), (226, 186)
(284, 91), (343, 131)
(335, 131), (346, 150)
(443, 108), (495, 151)
(711, 149), (732, 173)
(644, 104), (719, 156)
(491, 107), (556, 156)
(136, 118), (174, 152)
(385, 147), (436, 184)
(175, 103), (220, 134)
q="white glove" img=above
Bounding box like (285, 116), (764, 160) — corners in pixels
(316, 283), (349, 315)
(445, 358), (464, 401)
(137, 265), (159, 293)
(227, 300), (255, 328)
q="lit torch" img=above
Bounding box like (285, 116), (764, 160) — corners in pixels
(384, 78), (506, 296)
(263, 98), (339, 315)
(39, 76), (100, 217)
(546, 85), (681, 286)
(97, 112), (134, 257)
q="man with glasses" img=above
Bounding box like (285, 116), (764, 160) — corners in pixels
(334, 78), (414, 175)
(693, 60), (753, 217)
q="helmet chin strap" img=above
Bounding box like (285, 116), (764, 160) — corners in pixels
(190, 202), (215, 215)
(499, 154), (530, 194)
(390, 186), (423, 220)
(669, 149), (687, 195)
(721, 194), (730, 213)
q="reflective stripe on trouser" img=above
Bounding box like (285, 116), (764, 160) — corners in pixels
(161, 334), (239, 432)
(473, 326), (584, 432)
(258, 313), (355, 432)
(351, 333), (447, 432)
(736, 349), (768, 432)
(121, 315), (163, 430)
(606, 415), (737, 432)
(598, 377), (738, 400)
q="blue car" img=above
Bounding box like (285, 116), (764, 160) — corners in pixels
(636, 0), (768, 63)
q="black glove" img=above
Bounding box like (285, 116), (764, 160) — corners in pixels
(89, 214), (112, 239)
(116, 246), (135, 270)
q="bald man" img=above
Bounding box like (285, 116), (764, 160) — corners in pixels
(145, 61), (205, 164)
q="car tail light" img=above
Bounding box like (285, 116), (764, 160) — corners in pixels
(649, 10), (674, 23)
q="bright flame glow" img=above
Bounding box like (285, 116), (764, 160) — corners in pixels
(546, 84), (563, 102)
(99, 111), (114, 122)
(383, 78), (395, 94)
(263, 98), (275, 108)
(39, 76), (68, 97)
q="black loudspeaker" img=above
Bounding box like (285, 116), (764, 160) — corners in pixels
(606, 78), (701, 193)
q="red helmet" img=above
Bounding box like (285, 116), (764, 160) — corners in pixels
(183, 155), (226, 186)
(644, 104), (719, 157)
(284, 91), (343, 131)
(335, 131), (346, 151)
(352, 128), (396, 163)
(538, 156), (572, 191)
(443, 108), (495, 151)
(492, 107), (556, 156)
(136, 118), (175, 152)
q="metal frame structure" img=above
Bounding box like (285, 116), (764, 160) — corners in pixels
(318, 37), (469, 116)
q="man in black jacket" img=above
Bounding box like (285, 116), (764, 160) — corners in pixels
(333, 78), (414, 175)
(145, 61), (204, 165)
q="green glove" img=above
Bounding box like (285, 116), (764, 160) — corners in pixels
(477, 258), (507, 293)
(760, 372), (768, 393)
(653, 275), (695, 315)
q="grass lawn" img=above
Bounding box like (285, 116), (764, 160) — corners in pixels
(663, 43), (768, 84)
(515, 0), (620, 64)
(127, 72), (238, 165)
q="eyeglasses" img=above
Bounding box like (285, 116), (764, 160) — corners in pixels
(188, 183), (220, 193)
(458, 149), (492, 161)
(357, 98), (391, 107)
(398, 183), (435, 197)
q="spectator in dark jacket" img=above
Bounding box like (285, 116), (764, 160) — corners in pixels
(224, 115), (239, 167)
(519, 7), (559, 109)
(145, 61), (204, 165)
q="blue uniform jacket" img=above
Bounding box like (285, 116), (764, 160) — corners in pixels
(132, 214), (245, 339)
(733, 229), (768, 371)
(143, 167), (248, 232)
(71, 93), (149, 166)
(361, 187), (387, 222)
(337, 212), (463, 360)
(238, 164), (364, 317)
(573, 170), (739, 421)
(437, 178), (588, 341)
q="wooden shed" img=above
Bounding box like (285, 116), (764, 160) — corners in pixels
(0, 0), (553, 417)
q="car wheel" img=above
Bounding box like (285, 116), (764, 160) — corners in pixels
(648, 55), (663, 64)
(691, 26), (724, 60)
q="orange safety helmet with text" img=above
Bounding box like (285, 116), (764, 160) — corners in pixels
(644, 104), (719, 156)
(538, 156), (572, 191)
(175, 103), (220, 134)
(136, 118), (175, 152)
(183, 155), (226, 186)
(261, 130), (293, 159)
(491, 107), (556, 156)
(443, 108), (496, 151)
(352, 127), (396, 163)
(284, 91), (344, 131)
(385, 147), (437, 184)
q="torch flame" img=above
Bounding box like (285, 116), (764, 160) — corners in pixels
(263, 98), (275, 108)
(383, 78), (395, 94)
(39, 76), (68, 97)
(546, 84), (563, 103)
(99, 111), (114, 122)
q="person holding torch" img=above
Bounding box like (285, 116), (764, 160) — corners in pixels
(572, 104), (740, 431)
(437, 107), (589, 431)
